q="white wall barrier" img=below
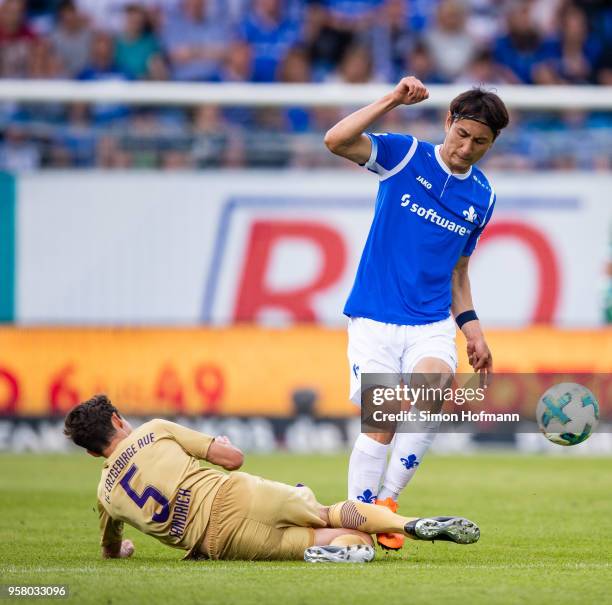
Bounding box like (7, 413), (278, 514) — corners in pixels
(15, 170), (611, 326)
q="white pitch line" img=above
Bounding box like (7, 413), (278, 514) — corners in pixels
(2, 562), (611, 574)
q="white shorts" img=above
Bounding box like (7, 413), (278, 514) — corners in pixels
(347, 316), (458, 405)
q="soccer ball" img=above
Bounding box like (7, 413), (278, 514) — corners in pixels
(536, 383), (599, 446)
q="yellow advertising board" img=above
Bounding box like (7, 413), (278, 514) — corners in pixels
(0, 327), (610, 417)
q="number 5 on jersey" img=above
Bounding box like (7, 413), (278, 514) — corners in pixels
(119, 464), (170, 523)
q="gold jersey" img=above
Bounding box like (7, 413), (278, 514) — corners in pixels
(97, 419), (228, 557)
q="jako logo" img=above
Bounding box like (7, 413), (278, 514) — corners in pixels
(463, 206), (478, 224)
(416, 175), (432, 189)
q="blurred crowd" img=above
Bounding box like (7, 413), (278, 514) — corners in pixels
(0, 0), (611, 170)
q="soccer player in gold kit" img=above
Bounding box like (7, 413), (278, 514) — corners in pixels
(64, 395), (480, 563)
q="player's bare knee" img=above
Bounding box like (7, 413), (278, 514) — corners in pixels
(410, 357), (454, 412)
(412, 357), (454, 378)
(361, 387), (401, 437)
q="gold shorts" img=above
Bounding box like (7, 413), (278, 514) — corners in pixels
(201, 472), (326, 561)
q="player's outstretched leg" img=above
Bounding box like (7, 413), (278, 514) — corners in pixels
(325, 501), (480, 545)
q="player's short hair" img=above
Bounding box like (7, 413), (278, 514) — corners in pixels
(449, 87), (509, 140)
(63, 394), (119, 455)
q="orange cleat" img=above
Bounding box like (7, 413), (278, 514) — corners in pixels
(375, 497), (405, 551)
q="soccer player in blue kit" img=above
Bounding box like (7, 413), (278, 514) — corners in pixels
(324, 76), (509, 550)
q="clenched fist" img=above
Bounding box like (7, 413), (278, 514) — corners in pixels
(119, 539), (135, 558)
(103, 539), (135, 559)
(391, 76), (429, 107)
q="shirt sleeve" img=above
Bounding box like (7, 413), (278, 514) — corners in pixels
(153, 419), (215, 461)
(463, 193), (496, 257)
(363, 132), (415, 176)
(98, 500), (123, 548)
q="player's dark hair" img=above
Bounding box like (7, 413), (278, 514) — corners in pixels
(449, 87), (509, 140)
(63, 394), (119, 455)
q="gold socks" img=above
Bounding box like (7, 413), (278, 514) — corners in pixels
(327, 500), (417, 535)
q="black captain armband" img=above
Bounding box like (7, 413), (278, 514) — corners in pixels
(456, 310), (479, 329)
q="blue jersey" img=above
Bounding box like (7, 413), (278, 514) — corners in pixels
(344, 132), (496, 325)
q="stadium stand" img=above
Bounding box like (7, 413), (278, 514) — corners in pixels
(0, 0), (610, 170)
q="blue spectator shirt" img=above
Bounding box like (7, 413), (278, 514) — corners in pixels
(324, 0), (385, 21)
(549, 36), (602, 83)
(493, 35), (558, 83)
(78, 67), (130, 124)
(344, 133), (496, 325)
(161, 12), (230, 81)
(239, 14), (301, 82)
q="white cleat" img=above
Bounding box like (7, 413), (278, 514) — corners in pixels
(304, 544), (376, 563)
(410, 517), (480, 544)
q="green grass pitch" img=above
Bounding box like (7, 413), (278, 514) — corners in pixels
(1, 453), (611, 605)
